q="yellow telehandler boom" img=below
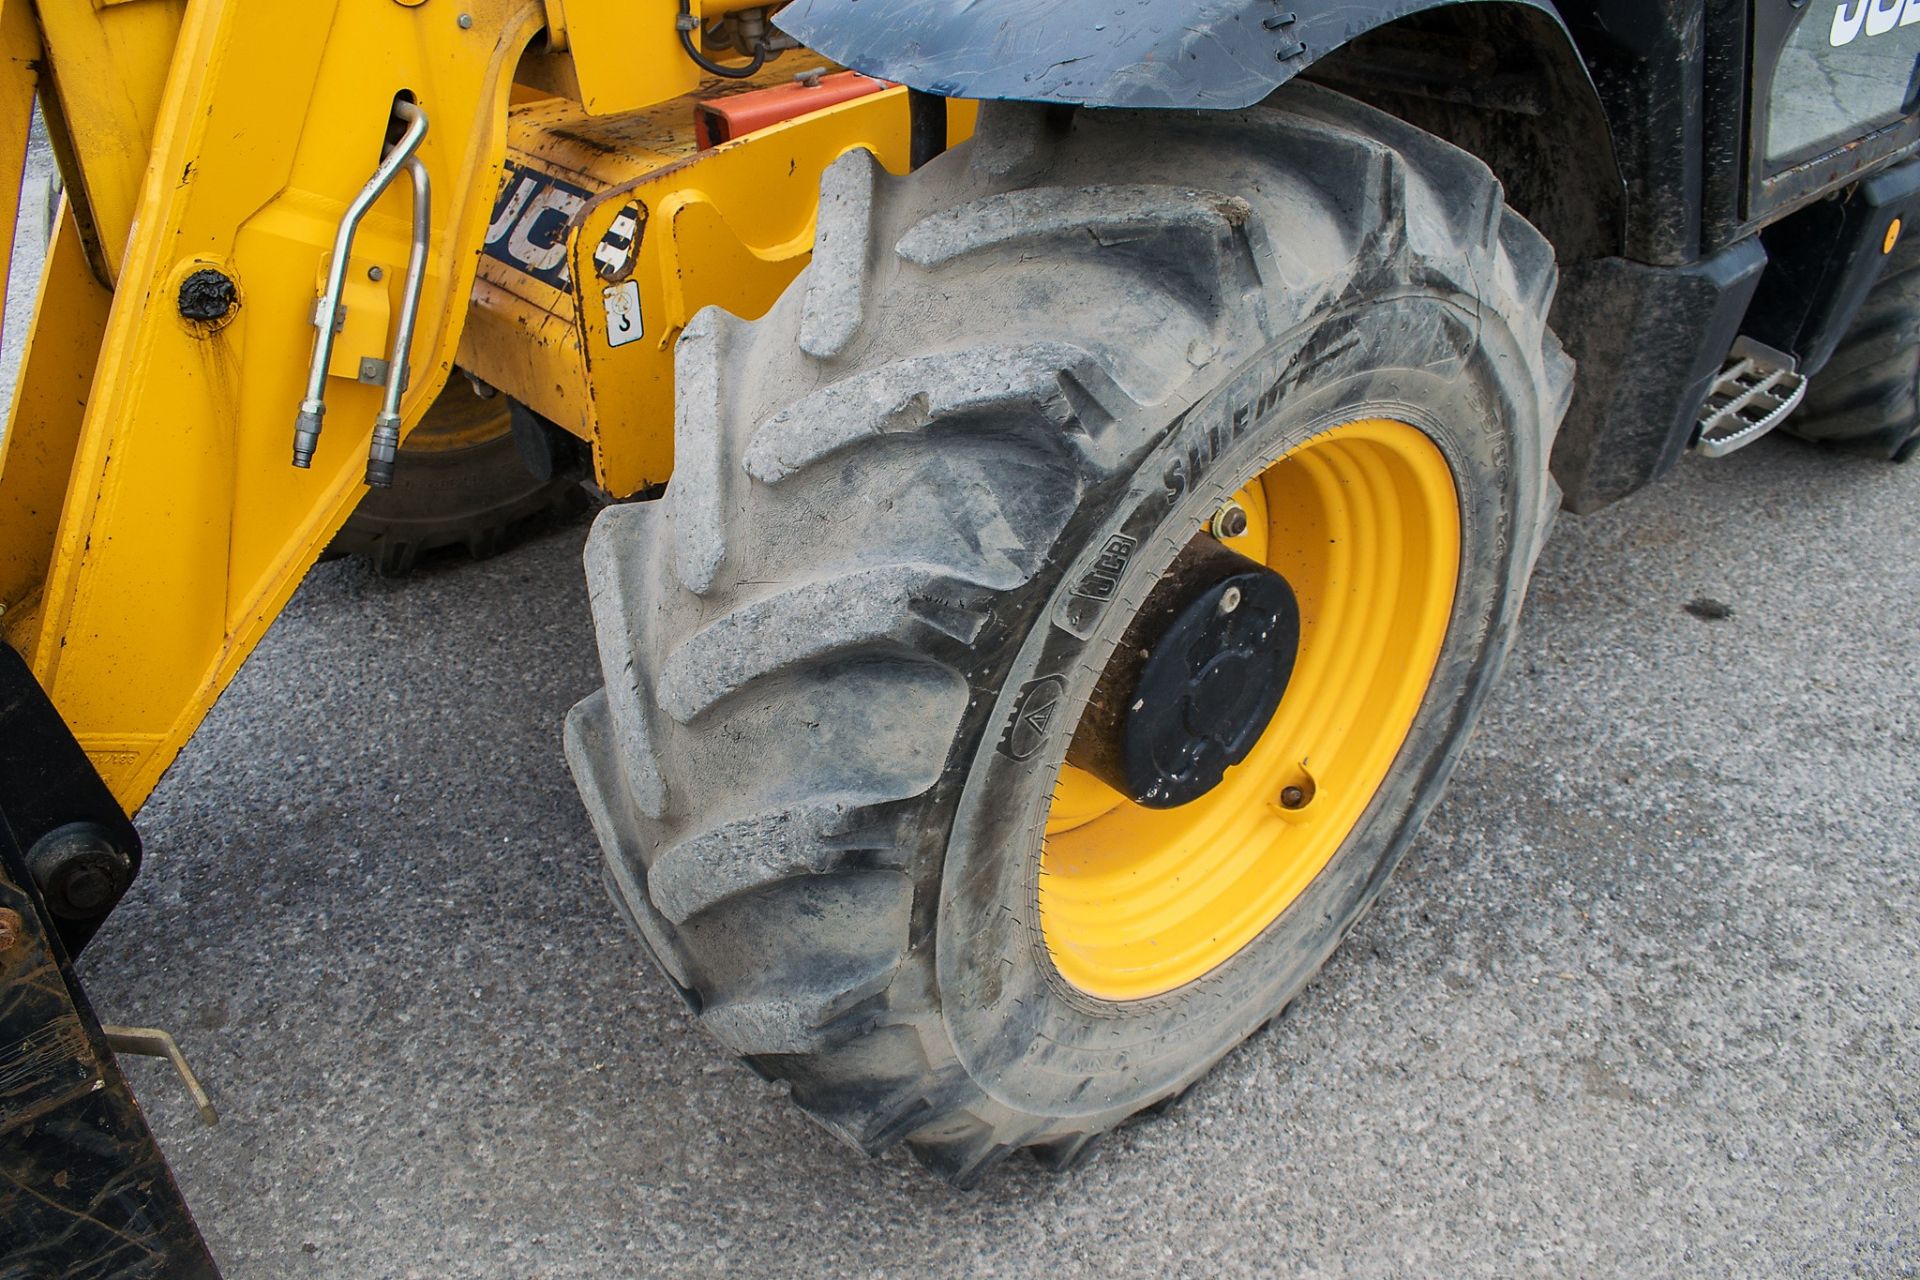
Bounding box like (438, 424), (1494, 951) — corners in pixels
(0, 0), (954, 810)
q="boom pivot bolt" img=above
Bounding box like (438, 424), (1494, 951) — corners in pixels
(27, 823), (134, 920)
(177, 268), (238, 324)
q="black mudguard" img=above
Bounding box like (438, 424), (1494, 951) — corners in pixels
(776, 0), (1571, 108)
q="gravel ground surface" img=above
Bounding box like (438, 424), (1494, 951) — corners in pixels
(66, 433), (1918, 1280)
(7, 129), (1915, 1280)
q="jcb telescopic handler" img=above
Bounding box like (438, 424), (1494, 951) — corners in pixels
(4, 0), (1917, 1270)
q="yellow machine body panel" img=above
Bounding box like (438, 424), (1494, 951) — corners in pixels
(464, 78), (974, 496)
(0, 0), (968, 811)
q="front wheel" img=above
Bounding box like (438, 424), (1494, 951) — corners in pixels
(567, 86), (1571, 1182)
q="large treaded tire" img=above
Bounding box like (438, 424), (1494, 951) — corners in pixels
(567, 86), (1572, 1183)
(1788, 231), (1920, 461)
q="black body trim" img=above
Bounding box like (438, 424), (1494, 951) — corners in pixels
(774, 0), (1576, 110)
(1744, 158), (1920, 378)
(1549, 238), (1768, 512)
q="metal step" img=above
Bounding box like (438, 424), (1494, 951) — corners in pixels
(1694, 338), (1808, 459)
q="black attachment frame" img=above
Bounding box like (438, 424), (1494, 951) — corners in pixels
(0, 643), (142, 955)
(1, 821), (220, 1277)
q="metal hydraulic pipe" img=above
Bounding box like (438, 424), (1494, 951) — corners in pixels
(364, 153), (431, 488)
(292, 100), (429, 468)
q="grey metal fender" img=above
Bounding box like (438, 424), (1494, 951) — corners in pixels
(775, 0), (1571, 109)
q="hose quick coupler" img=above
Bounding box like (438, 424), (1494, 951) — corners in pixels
(365, 413), (401, 488)
(293, 402), (326, 468)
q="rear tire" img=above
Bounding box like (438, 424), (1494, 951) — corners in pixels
(1788, 231), (1920, 461)
(568, 86), (1571, 1183)
(327, 383), (588, 576)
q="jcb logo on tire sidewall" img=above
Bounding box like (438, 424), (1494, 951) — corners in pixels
(1070, 534), (1138, 602)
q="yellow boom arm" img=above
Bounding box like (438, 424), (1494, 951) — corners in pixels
(0, 1), (946, 810)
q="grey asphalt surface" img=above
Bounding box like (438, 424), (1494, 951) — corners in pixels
(65, 429), (1920, 1280)
(7, 136), (1916, 1280)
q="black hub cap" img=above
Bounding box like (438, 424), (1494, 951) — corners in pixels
(1068, 536), (1301, 808)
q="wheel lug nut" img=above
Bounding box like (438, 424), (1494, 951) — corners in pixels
(1210, 500), (1249, 540)
(1280, 785), (1307, 809)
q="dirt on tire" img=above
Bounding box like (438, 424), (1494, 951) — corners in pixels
(568, 85), (1572, 1183)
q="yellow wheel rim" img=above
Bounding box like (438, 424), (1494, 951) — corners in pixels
(401, 382), (515, 453)
(1039, 418), (1461, 1000)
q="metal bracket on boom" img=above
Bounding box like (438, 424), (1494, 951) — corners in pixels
(292, 100), (433, 488)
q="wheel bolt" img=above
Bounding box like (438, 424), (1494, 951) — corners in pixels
(1280, 785), (1307, 809)
(1211, 500), (1250, 540)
